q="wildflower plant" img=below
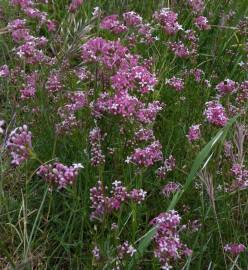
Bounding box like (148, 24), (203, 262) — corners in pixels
(0, 0), (248, 269)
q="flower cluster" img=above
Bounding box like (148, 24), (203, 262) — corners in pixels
(20, 71), (38, 99)
(127, 141), (163, 167)
(100, 15), (127, 34)
(150, 210), (192, 270)
(117, 241), (136, 259)
(166, 76), (184, 91)
(229, 163), (248, 191)
(10, 0), (56, 31)
(168, 41), (191, 58)
(204, 101), (228, 127)
(224, 243), (246, 256)
(156, 155), (176, 179)
(123, 11), (142, 27)
(154, 8), (182, 35)
(37, 162), (83, 189)
(46, 71), (63, 93)
(81, 37), (130, 69)
(194, 16), (210, 30)
(8, 3), (56, 64)
(187, 124), (201, 143)
(188, 0), (205, 13)
(162, 182), (182, 197)
(111, 65), (157, 94)
(191, 68), (204, 82)
(90, 180), (147, 221)
(216, 79), (237, 96)
(6, 125), (32, 166)
(99, 12), (156, 44)
(236, 81), (248, 103)
(55, 91), (87, 134)
(134, 128), (155, 142)
(89, 127), (105, 166)
(69, 0), (84, 13)
(0, 65), (10, 78)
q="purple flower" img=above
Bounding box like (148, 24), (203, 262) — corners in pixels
(162, 182), (181, 197)
(150, 210), (192, 269)
(6, 125), (32, 166)
(89, 127), (105, 166)
(216, 79), (237, 95)
(127, 140), (163, 167)
(224, 243), (246, 256)
(194, 16), (210, 30)
(129, 188), (147, 203)
(100, 15), (127, 34)
(134, 128), (155, 142)
(166, 76), (184, 91)
(169, 41), (191, 58)
(156, 155), (176, 179)
(117, 241), (136, 259)
(46, 71), (63, 93)
(123, 11), (142, 27)
(187, 124), (201, 143)
(0, 65), (10, 78)
(37, 162), (83, 189)
(204, 101), (228, 127)
(154, 8), (182, 35)
(20, 72), (38, 99)
(69, 0), (83, 13)
(188, 0), (205, 13)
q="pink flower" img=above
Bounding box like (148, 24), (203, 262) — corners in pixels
(92, 246), (100, 261)
(224, 243), (246, 256)
(204, 101), (228, 127)
(90, 180), (144, 222)
(129, 188), (147, 203)
(150, 210), (192, 269)
(188, 0), (205, 13)
(135, 101), (163, 124)
(6, 125), (32, 166)
(154, 8), (182, 35)
(166, 76), (184, 91)
(123, 11), (142, 27)
(127, 140), (163, 167)
(134, 128), (155, 142)
(89, 127), (105, 166)
(191, 68), (204, 82)
(187, 124), (201, 142)
(236, 81), (248, 103)
(162, 182), (181, 197)
(37, 162), (83, 189)
(100, 15), (127, 34)
(229, 163), (248, 191)
(20, 72), (38, 99)
(46, 20), (57, 32)
(156, 155), (176, 179)
(0, 65), (10, 78)
(117, 241), (136, 259)
(46, 71), (63, 93)
(69, 0), (83, 13)
(10, 0), (33, 8)
(169, 41), (191, 58)
(111, 65), (157, 94)
(194, 16), (210, 30)
(7, 19), (26, 31)
(216, 79), (236, 95)
(81, 38), (130, 69)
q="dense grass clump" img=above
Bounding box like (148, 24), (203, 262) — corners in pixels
(0, 0), (248, 269)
